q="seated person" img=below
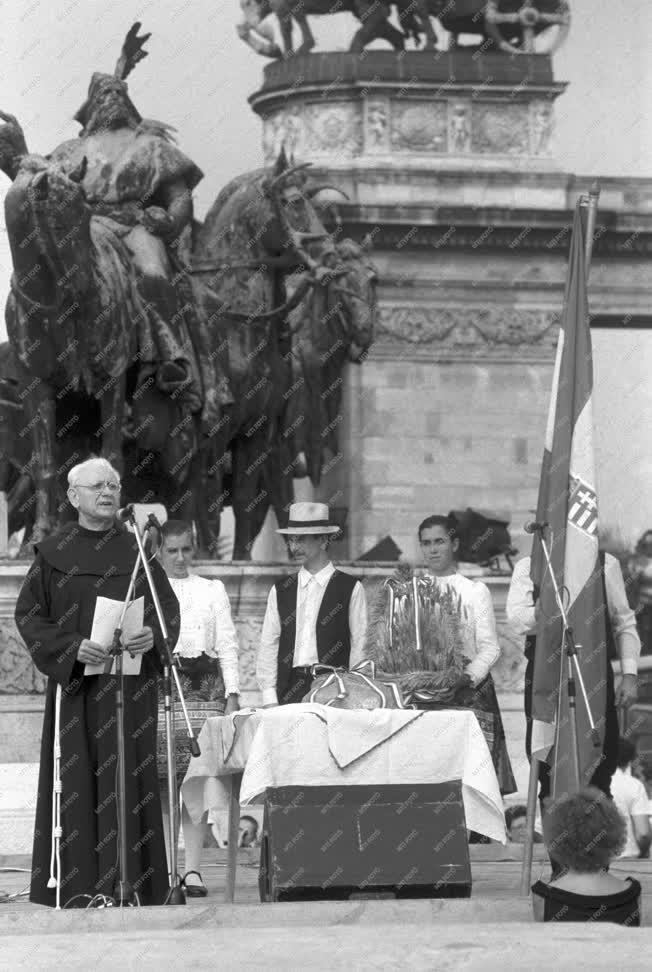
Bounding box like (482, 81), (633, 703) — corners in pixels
(505, 805), (527, 843)
(611, 737), (652, 859)
(531, 787), (642, 925)
(239, 815), (259, 848)
(505, 805), (543, 845)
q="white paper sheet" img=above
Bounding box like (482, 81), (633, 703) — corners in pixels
(83, 595), (145, 676)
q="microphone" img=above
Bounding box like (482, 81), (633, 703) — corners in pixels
(524, 520), (549, 535)
(116, 504), (135, 522)
(146, 512), (163, 531)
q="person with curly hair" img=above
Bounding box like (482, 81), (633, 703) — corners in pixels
(531, 786), (642, 924)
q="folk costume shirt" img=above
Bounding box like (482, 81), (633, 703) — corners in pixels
(14, 522), (180, 908)
(427, 571), (501, 686)
(257, 562), (368, 706)
(506, 555), (641, 675)
(168, 574), (240, 696)
(611, 767), (650, 857)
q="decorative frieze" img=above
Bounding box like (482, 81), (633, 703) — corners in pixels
(261, 94), (556, 164)
(390, 102), (448, 153)
(376, 305), (559, 358)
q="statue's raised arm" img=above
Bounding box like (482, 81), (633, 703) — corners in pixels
(0, 110), (28, 181)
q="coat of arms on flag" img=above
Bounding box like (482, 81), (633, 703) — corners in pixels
(568, 475), (598, 537)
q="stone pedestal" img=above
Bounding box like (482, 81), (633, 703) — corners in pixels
(252, 51), (564, 173)
(250, 52), (652, 560)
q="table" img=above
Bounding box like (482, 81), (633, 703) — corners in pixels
(181, 703), (506, 902)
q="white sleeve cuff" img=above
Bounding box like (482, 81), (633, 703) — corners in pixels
(465, 660), (487, 686)
(620, 659), (638, 676)
(261, 688), (278, 706)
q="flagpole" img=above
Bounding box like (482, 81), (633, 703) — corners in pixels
(520, 752), (540, 896)
(581, 183), (600, 277)
(520, 189), (601, 897)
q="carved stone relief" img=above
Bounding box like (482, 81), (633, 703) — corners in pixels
(263, 95), (553, 162)
(449, 102), (472, 154)
(530, 101), (554, 156)
(377, 306), (559, 353)
(305, 101), (363, 156)
(471, 103), (530, 156)
(390, 102), (448, 153)
(235, 617), (262, 691)
(0, 624), (47, 694)
(365, 99), (390, 153)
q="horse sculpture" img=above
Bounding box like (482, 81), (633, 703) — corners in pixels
(1, 24), (377, 556)
(0, 133), (344, 553)
(188, 158), (376, 558)
(238, 0), (570, 57)
(240, 0), (421, 57)
(285, 238), (377, 487)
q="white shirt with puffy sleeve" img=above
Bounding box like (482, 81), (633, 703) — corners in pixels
(427, 571), (501, 686)
(506, 554), (640, 676)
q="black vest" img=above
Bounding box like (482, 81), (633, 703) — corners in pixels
(525, 552), (616, 662)
(275, 569), (357, 704)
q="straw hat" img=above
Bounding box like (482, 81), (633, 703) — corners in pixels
(277, 502), (340, 535)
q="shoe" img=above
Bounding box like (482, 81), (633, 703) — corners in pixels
(181, 871), (208, 897)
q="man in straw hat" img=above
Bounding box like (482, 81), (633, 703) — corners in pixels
(256, 502), (368, 706)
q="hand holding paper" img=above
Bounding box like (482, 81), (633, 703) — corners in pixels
(77, 639), (109, 666)
(123, 627), (154, 655)
(83, 596), (146, 676)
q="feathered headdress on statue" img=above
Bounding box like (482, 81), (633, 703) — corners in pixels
(74, 22), (151, 128)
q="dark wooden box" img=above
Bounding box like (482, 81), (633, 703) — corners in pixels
(258, 782), (471, 902)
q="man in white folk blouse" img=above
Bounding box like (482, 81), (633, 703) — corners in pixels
(256, 503), (368, 706)
(506, 552), (640, 802)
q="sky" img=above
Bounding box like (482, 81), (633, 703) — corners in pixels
(1, 0), (651, 543)
(1, 0), (652, 271)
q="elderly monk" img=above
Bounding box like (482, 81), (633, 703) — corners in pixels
(14, 457), (180, 907)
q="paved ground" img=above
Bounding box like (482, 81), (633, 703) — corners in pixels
(1, 851), (651, 969)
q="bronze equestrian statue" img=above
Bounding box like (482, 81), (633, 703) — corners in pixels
(1, 24), (377, 557)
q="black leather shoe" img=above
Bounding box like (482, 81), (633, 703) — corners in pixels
(182, 871), (208, 897)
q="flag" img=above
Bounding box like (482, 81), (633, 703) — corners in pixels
(530, 200), (608, 798)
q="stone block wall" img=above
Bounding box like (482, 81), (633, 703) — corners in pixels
(326, 358), (551, 563)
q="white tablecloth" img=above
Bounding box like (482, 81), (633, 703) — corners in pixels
(182, 704), (506, 843)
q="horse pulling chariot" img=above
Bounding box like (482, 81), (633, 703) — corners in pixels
(0, 24), (377, 557)
(238, 0), (570, 58)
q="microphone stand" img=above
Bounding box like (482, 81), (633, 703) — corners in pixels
(107, 535), (150, 907)
(532, 523), (600, 793)
(118, 508), (201, 906)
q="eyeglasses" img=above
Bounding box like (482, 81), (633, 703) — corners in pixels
(74, 481), (121, 493)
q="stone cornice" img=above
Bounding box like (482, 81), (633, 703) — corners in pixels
(339, 214), (652, 256)
(253, 50), (560, 97)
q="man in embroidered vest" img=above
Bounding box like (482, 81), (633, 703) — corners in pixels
(507, 552), (641, 802)
(256, 502), (368, 706)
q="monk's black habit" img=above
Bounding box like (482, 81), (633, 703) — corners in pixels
(15, 522), (180, 907)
